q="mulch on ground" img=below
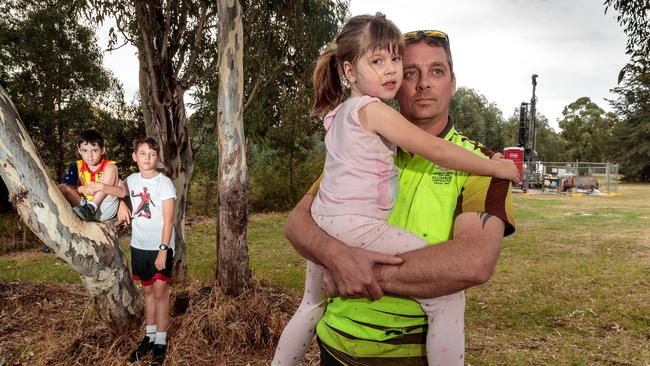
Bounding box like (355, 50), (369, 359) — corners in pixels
(0, 279), (318, 365)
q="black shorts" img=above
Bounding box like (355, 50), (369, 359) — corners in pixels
(318, 338), (344, 366)
(130, 246), (174, 286)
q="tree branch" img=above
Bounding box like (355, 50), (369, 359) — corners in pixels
(159, 0), (173, 61)
(179, 2), (207, 86)
(243, 63), (284, 113)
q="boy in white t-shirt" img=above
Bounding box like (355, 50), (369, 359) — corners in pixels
(88, 136), (176, 365)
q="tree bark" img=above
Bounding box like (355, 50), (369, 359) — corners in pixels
(215, 0), (252, 296)
(0, 87), (143, 332)
(137, 45), (192, 285)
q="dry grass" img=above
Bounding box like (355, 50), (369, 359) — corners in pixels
(1, 183), (650, 365)
(0, 279), (320, 365)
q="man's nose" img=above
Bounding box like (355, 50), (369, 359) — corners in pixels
(416, 75), (431, 90)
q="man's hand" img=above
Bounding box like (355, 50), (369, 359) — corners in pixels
(322, 246), (403, 300)
(117, 200), (131, 224)
(284, 194), (402, 301)
(155, 250), (167, 271)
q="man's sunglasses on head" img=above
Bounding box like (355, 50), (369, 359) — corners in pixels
(403, 30), (450, 45)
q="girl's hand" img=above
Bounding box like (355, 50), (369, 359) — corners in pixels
(155, 251), (167, 271)
(493, 158), (521, 184)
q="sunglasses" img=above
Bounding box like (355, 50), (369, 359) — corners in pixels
(403, 30), (450, 45)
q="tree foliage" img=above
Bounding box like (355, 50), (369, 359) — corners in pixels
(604, 0), (650, 81)
(87, 0), (224, 282)
(187, 0), (348, 211)
(449, 87), (507, 152)
(0, 0), (131, 180)
(558, 97), (617, 162)
(610, 72), (650, 180)
(605, 0), (650, 181)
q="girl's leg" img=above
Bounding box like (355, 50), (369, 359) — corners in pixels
(272, 260), (326, 366)
(417, 292), (466, 366)
(327, 216), (466, 366)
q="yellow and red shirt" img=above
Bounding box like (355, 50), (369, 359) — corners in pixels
(62, 158), (116, 201)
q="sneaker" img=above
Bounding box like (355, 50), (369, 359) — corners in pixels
(72, 203), (96, 221)
(150, 344), (167, 365)
(129, 336), (154, 362)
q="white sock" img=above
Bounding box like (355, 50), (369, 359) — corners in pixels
(145, 324), (156, 342)
(88, 201), (97, 210)
(78, 197), (87, 206)
(154, 331), (167, 345)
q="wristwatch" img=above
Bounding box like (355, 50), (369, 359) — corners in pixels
(159, 244), (169, 250)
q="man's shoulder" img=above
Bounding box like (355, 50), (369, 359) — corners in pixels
(447, 128), (491, 158)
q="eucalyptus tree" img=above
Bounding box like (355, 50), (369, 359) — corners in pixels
(242, 0), (347, 208)
(0, 87), (143, 332)
(605, 0), (650, 180)
(88, 0), (221, 282)
(0, 0), (117, 180)
(558, 97), (617, 162)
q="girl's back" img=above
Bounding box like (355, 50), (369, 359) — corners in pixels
(311, 95), (398, 221)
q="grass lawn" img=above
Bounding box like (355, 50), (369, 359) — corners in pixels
(1, 184), (649, 364)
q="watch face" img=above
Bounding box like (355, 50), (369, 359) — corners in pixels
(159, 244), (168, 250)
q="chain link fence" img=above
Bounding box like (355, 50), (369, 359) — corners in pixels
(521, 161), (620, 194)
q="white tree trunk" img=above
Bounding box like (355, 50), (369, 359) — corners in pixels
(0, 87), (143, 332)
(216, 0), (252, 296)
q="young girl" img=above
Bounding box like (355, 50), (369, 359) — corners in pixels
(88, 137), (176, 365)
(272, 13), (520, 366)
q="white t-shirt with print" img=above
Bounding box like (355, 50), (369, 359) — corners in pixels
(126, 172), (176, 251)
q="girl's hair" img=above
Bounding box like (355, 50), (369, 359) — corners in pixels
(312, 13), (404, 116)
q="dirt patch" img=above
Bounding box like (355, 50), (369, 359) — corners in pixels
(0, 280), (318, 365)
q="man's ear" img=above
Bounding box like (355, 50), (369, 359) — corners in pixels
(451, 73), (457, 97)
(343, 61), (356, 84)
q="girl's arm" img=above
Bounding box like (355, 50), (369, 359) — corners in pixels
(361, 102), (521, 183)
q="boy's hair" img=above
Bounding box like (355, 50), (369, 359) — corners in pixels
(77, 130), (104, 148)
(312, 13), (404, 116)
(133, 136), (161, 154)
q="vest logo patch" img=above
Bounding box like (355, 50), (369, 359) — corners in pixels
(431, 170), (453, 184)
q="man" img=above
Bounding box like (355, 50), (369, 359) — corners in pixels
(284, 29), (516, 365)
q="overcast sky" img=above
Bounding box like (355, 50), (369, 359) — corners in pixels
(101, 0), (629, 130)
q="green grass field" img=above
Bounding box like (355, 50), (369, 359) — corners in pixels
(1, 184), (649, 365)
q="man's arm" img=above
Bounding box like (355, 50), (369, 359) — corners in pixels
(374, 211), (505, 298)
(284, 194), (403, 300)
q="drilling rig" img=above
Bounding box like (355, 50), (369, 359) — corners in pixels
(504, 74), (540, 190)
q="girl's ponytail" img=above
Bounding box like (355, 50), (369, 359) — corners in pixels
(311, 43), (343, 116)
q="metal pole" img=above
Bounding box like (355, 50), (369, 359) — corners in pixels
(606, 162), (610, 193)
